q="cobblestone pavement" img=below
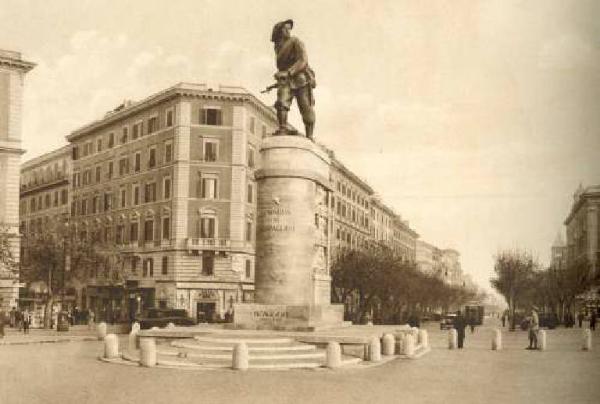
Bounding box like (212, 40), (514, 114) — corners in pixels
(1, 318), (599, 404)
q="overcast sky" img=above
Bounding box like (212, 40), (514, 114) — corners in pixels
(2, 0), (599, 293)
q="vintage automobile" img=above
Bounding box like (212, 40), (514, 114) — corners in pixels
(440, 313), (457, 330)
(134, 308), (196, 330)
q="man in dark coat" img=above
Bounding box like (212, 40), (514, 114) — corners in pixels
(454, 310), (467, 349)
(591, 311), (597, 331)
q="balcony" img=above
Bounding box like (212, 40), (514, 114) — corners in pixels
(187, 238), (230, 249)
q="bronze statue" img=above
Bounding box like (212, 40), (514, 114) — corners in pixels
(268, 19), (316, 140)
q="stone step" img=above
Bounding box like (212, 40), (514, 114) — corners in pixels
(172, 341), (317, 352)
(165, 351), (326, 361)
(193, 336), (295, 345)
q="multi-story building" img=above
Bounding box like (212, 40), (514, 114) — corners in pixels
(416, 239), (442, 275)
(392, 216), (418, 262)
(329, 156), (373, 252)
(0, 49), (34, 311)
(370, 197), (396, 245)
(19, 145), (71, 237)
(565, 184), (600, 276)
(65, 83), (278, 322)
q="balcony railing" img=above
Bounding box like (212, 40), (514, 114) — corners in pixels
(187, 238), (231, 249)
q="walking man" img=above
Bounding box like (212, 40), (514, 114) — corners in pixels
(454, 310), (467, 349)
(526, 307), (539, 350)
(577, 312), (584, 328)
(591, 311), (597, 331)
(22, 309), (30, 334)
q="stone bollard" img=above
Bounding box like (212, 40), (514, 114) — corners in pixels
(139, 338), (157, 367)
(232, 342), (249, 370)
(103, 334), (119, 359)
(418, 329), (429, 349)
(128, 328), (139, 352)
(96, 322), (107, 340)
(492, 328), (502, 351)
(131, 322), (141, 333)
(382, 334), (395, 356)
(448, 329), (458, 349)
(403, 333), (416, 356)
(394, 333), (405, 355)
(582, 329), (592, 351)
(326, 342), (342, 369)
(368, 337), (381, 362)
(166, 322), (176, 329)
(538, 330), (547, 351)
(411, 327), (419, 340)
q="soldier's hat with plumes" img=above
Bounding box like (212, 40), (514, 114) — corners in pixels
(271, 19), (294, 42)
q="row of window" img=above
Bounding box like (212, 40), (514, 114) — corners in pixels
(335, 179), (370, 209)
(22, 189), (69, 214)
(73, 108), (175, 161)
(71, 178), (172, 216)
(333, 197), (369, 229)
(77, 216), (171, 245)
(73, 141), (173, 188)
(22, 160), (68, 189)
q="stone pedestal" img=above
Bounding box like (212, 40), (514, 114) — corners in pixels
(233, 135), (344, 330)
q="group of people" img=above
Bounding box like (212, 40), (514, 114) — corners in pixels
(0, 307), (31, 338)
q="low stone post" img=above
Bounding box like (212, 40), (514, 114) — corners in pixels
(492, 328), (502, 351)
(582, 329), (592, 351)
(103, 334), (119, 359)
(368, 337), (381, 362)
(128, 328), (139, 352)
(403, 333), (415, 356)
(166, 322), (175, 329)
(418, 329), (428, 349)
(96, 322), (107, 340)
(448, 329), (458, 349)
(538, 330), (547, 351)
(131, 322), (141, 333)
(394, 333), (405, 355)
(140, 338), (157, 367)
(326, 342), (342, 368)
(232, 342), (249, 370)
(382, 334), (395, 355)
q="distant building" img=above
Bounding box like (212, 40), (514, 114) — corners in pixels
(392, 216), (418, 262)
(0, 49), (34, 311)
(550, 231), (567, 271)
(329, 157), (373, 252)
(416, 239), (441, 275)
(565, 184), (600, 276)
(441, 249), (463, 286)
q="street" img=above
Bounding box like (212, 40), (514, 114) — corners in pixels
(1, 318), (599, 404)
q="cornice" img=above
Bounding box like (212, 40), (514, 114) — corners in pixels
(0, 56), (35, 73)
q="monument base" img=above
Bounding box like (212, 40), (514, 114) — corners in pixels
(231, 303), (346, 331)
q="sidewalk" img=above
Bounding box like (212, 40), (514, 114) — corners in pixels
(0, 324), (124, 346)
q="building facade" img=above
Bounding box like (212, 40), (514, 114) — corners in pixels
(65, 83), (278, 322)
(0, 49), (34, 311)
(565, 185), (600, 276)
(329, 156), (373, 252)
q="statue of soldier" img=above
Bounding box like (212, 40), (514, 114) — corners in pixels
(270, 19), (316, 140)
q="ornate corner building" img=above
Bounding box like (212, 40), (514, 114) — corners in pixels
(0, 49), (34, 311)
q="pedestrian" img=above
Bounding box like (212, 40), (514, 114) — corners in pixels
(22, 309), (30, 334)
(0, 310), (6, 338)
(16, 309), (22, 331)
(502, 313), (506, 328)
(88, 309), (95, 330)
(454, 310), (467, 349)
(526, 307), (539, 350)
(469, 316), (476, 334)
(591, 311), (597, 331)
(577, 312), (584, 328)
(9, 307), (16, 328)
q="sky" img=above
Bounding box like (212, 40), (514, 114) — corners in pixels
(1, 0), (599, 294)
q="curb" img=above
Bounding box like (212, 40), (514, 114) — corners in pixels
(0, 336), (97, 346)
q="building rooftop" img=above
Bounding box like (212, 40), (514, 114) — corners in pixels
(0, 49), (35, 72)
(67, 82), (278, 142)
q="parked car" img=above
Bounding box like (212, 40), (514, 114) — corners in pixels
(440, 314), (457, 330)
(134, 308), (196, 330)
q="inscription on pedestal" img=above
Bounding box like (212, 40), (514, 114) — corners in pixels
(258, 205), (295, 232)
